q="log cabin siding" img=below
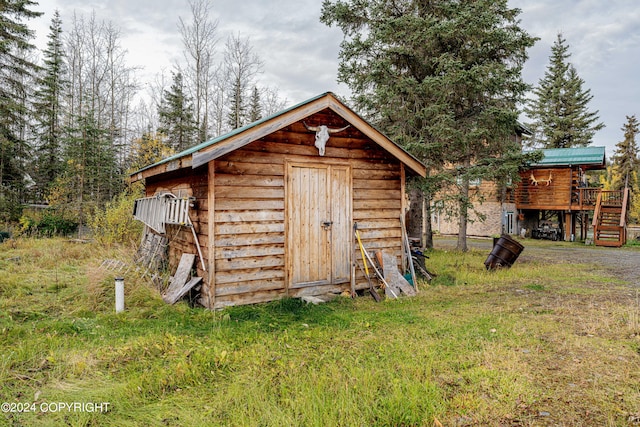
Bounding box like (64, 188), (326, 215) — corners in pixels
(515, 168), (573, 210)
(211, 150), (286, 308)
(432, 176), (509, 237)
(144, 167), (210, 283)
(207, 119), (405, 308)
(132, 95), (427, 308)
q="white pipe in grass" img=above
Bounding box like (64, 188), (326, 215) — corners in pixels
(115, 277), (125, 313)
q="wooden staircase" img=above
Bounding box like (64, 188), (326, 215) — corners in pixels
(592, 188), (629, 247)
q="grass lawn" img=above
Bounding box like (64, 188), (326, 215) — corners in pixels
(1, 237), (639, 426)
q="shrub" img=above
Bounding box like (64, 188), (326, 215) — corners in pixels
(90, 185), (144, 246)
(18, 210), (78, 237)
(38, 212), (78, 236)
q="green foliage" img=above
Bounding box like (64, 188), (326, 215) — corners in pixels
(55, 112), (125, 226)
(18, 209), (78, 237)
(248, 86), (262, 123)
(128, 131), (174, 173)
(321, 0), (537, 250)
(0, 0), (42, 187)
(0, 0), (42, 217)
(158, 71), (198, 152)
(31, 10), (67, 203)
(224, 34), (263, 131)
(630, 179), (640, 224)
(0, 184), (23, 222)
(89, 185), (144, 246)
(607, 115), (640, 223)
(612, 115), (640, 190)
(524, 33), (604, 148)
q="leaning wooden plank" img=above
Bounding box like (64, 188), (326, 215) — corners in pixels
(380, 250), (416, 297)
(163, 277), (202, 304)
(162, 253), (196, 302)
(400, 214), (417, 291)
(359, 247), (395, 299)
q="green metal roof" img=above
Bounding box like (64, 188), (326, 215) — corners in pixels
(532, 146), (606, 167)
(132, 92), (330, 175)
(131, 91), (427, 178)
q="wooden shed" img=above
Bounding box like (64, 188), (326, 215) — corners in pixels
(130, 92), (426, 308)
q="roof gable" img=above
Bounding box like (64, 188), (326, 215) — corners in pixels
(131, 92), (426, 182)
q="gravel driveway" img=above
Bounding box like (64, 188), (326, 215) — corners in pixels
(433, 236), (639, 287)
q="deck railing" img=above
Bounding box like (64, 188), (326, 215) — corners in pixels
(513, 185), (602, 210)
(599, 190), (625, 207)
(574, 188), (600, 209)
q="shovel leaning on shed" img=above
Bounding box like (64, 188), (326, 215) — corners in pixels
(354, 224), (381, 301)
(354, 223), (396, 300)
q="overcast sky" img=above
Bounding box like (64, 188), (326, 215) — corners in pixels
(31, 0), (640, 158)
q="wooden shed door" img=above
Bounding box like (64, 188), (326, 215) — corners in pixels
(287, 163), (351, 289)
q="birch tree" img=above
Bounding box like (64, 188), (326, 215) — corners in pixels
(178, 0), (218, 142)
(53, 12), (138, 226)
(224, 33), (263, 130)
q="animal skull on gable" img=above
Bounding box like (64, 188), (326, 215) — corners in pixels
(303, 122), (350, 156)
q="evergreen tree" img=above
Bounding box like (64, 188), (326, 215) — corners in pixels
(158, 71), (198, 151)
(58, 111), (117, 226)
(33, 10), (67, 202)
(321, 0), (538, 250)
(611, 115), (639, 190)
(524, 33), (604, 148)
(248, 86), (262, 123)
(227, 78), (246, 130)
(0, 0), (42, 219)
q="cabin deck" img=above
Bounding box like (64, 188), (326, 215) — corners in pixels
(514, 186), (602, 211)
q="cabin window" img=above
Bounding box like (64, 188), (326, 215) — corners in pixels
(456, 176), (481, 187)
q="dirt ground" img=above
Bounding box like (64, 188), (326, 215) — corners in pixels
(434, 236), (639, 287)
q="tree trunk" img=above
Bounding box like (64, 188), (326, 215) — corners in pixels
(421, 191), (433, 249)
(457, 176), (469, 252)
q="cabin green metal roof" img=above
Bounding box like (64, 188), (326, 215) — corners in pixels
(131, 91), (427, 178)
(133, 92), (330, 174)
(532, 146), (606, 167)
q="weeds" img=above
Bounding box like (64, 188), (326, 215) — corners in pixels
(1, 237), (639, 426)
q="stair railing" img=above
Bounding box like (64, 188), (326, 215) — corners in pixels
(591, 191), (602, 230)
(620, 187), (630, 245)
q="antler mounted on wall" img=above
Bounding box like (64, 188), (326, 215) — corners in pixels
(303, 122), (350, 156)
(529, 170), (553, 186)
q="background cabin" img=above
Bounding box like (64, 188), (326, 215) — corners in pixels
(130, 92), (426, 308)
(514, 146), (628, 246)
(425, 146), (628, 247)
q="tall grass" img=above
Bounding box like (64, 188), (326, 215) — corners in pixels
(1, 237), (639, 426)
